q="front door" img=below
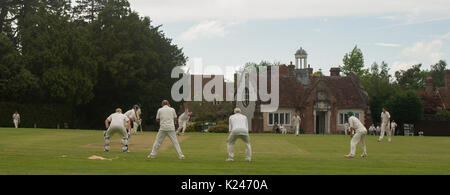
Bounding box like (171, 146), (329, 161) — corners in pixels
(316, 111), (326, 134)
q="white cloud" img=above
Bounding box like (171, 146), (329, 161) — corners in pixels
(391, 32), (449, 73)
(400, 40), (443, 64)
(179, 20), (239, 41)
(375, 43), (401, 47)
(129, 0), (450, 23)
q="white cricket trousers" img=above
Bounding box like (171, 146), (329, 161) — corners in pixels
(295, 125), (300, 136)
(150, 130), (183, 157)
(349, 130), (367, 156)
(391, 128), (396, 136)
(104, 125), (129, 151)
(13, 120), (19, 128)
(176, 120), (188, 134)
(132, 121), (139, 134)
(227, 132), (252, 160)
(379, 123), (391, 141)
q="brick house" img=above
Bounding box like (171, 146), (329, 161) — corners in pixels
(235, 48), (372, 134)
(417, 70), (450, 114)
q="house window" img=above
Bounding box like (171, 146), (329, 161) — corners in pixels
(339, 113), (348, 124)
(268, 112), (291, 126)
(339, 112), (360, 124)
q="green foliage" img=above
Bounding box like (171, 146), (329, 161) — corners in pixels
(0, 0), (187, 129)
(394, 64), (428, 90)
(429, 60), (447, 88)
(384, 91), (424, 124)
(0, 33), (40, 102)
(208, 124), (229, 133)
(185, 122), (203, 132)
(424, 110), (450, 121)
(360, 61), (398, 124)
(342, 45), (367, 77)
(0, 102), (76, 128)
(312, 71), (324, 77)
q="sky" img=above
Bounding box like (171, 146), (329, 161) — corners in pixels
(128, 0), (450, 80)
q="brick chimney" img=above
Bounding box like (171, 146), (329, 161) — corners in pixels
(307, 64), (313, 76)
(446, 70), (450, 89)
(330, 68), (341, 77)
(425, 76), (433, 93)
(288, 61), (295, 76)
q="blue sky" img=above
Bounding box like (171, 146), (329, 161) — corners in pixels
(128, 0), (450, 80)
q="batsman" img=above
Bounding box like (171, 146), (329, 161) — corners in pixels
(345, 111), (368, 158)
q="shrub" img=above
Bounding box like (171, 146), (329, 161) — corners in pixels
(185, 122), (203, 132)
(208, 124), (229, 133)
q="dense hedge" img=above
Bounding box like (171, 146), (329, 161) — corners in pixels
(208, 124), (229, 133)
(185, 122), (203, 132)
(0, 102), (83, 129)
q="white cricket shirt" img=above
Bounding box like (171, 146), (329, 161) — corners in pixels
(179, 110), (190, 122)
(107, 113), (129, 128)
(381, 111), (390, 124)
(229, 113), (249, 135)
(125, 109), (137, 121)
(156, 105), (177, 131)
(348, 116), (367, 133)
(12, 113), (20, 121)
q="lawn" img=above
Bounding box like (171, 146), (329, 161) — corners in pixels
(0, 128), (449, 175)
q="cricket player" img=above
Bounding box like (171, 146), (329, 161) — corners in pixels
(12, 111), (20, 128)
(125, 105), (141, 136)
(292, 113), (301, 136)
(104, 108), (131, 153)
(344, 122), (350, 135)
(368, 124), (376, 135)
(391, 120), (397, 136)
(378, 108), (392, 142)
(227, 108), (252, 162)
(345, 111), (368, 158)
(176, 108), (192, 136)
(148, 100), (185, 160)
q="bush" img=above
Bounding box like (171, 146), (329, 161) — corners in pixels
(185, 122), (203, 132)
(424, 110), (450, 121)
(208, 124), (229, 133)
(384, 90), (424, 124)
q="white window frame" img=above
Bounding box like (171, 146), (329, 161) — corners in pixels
(268, 112), (291, 126)
(339, 112), (361, 125)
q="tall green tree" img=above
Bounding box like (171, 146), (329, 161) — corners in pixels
(20, 1), (97, 105)
(360, 61), (398, 124)
(0, 33), (39, 102)
(342, 45), (367, 77)
(84, 0), (186, 128)
(394, 64), (427, 90)
(429, 60), (447, 88)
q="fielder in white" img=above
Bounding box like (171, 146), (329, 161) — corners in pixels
(292, 113), (301, 136)
(391, 120), (397, 136)
(378, 108), (392, 142)
(176, 108), (192, 136)
(368, 124), (376, 135)
(227, 108), (252, 162)
(104, 108), (131, 153)
(345, 111), (368, 158)
(12, 111), (20, 128)
(148, 100), (184, 160)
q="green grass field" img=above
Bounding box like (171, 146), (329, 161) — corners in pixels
(0, 128), (450, 175)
